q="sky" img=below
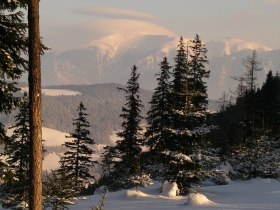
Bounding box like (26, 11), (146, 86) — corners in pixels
(39, 0), (280, 51)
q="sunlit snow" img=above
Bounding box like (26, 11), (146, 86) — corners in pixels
(65, 178), (280, 210)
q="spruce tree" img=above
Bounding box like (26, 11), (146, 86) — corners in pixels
(261, 70), (280, 132)
(166, 35), (213, 194)
(187, 34), (212, 150)
(1, 93), (30, 209)
(110, 65), (144, 188)
(188, 34), (210, 112)
(170, 36), (192, 152)
(0, 1), (28, 160)
(164, 37), (196, 193)
(60, 102), (96, 192)
(144, 57), (173, 177)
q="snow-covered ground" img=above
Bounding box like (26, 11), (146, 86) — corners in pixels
(2, 127), (280, 210)
(42, 127), (73, 147)
(21, 87), (81, 96)
(41, 88), (81, 96)
(70, 178), (280, 210)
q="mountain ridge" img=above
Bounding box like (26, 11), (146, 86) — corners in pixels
(41, 35), (280, 99)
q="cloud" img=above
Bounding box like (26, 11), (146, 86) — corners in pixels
(77, 7), (160, 21)
(82, 19), (175, 38)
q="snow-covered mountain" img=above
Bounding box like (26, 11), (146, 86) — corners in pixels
(206, 39), (272, 59)
(42, 35), (279, 99)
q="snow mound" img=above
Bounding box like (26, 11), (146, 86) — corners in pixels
(125, 190), (150, 198)
(186, 193), (215, 206)
(161, 181), (179, 197)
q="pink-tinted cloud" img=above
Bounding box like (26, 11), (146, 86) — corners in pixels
(77, 6), (160, 21)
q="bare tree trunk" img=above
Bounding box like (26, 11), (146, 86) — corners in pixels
(28, 0), (42, 210)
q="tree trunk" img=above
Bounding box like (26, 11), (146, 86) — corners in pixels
(28, 0), (42, 210)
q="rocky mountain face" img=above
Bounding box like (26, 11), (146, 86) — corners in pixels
(41, 35), (279, 99)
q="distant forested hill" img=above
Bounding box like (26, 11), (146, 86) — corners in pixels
(0, 83), (218, 145)
(41, 83), (153, 144)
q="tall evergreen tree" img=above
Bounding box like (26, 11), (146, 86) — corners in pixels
(145, 57), (173, 153)
(27, 0), (44, 208)
(165, 35), (213, 194)
(261, 70), (280, 133)
(1, 93), (30, 209)
(60, 102), (96, 191)
(0, 1), (28, 166)
(187, 34), (212, 151)
(188, 34), (210, 112)
(144, 57), (173, 177)
(109, 65), (144, 188)
(170, 36), (192, 152)
(163, 37), (196, 194)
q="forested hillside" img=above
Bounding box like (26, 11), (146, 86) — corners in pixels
(41, 83), (152, 144)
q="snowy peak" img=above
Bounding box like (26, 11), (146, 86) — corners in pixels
(86, 34), (176, 59)
(41, 35), (279, 99)
(207, 38), (273, 58)
(86, 34), (127, 59)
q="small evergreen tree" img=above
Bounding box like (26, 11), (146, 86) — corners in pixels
(43, 162), (78, 210)
(1, 93), (30, 209)
(60, 102), (96, 192)
(99, 145), (120, 190)
(108, 65), (144, 189)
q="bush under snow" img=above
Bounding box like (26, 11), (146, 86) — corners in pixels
(186, 193), (215, 206)
(161, 181), (179, 197)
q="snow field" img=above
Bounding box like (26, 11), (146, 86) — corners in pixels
(3, 127), (280, 209)
(69, 178), (280, 210)
(20, 87), (81, 96)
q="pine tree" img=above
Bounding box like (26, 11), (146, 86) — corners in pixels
(144, 57), (173, 174)
(1, 93), (30, 209)
(109, 65), (144, 188)
(60, 102), (96, 192)
(27, 0), (44, 208)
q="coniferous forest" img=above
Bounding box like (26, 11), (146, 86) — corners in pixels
(0, 1), (280, 210)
